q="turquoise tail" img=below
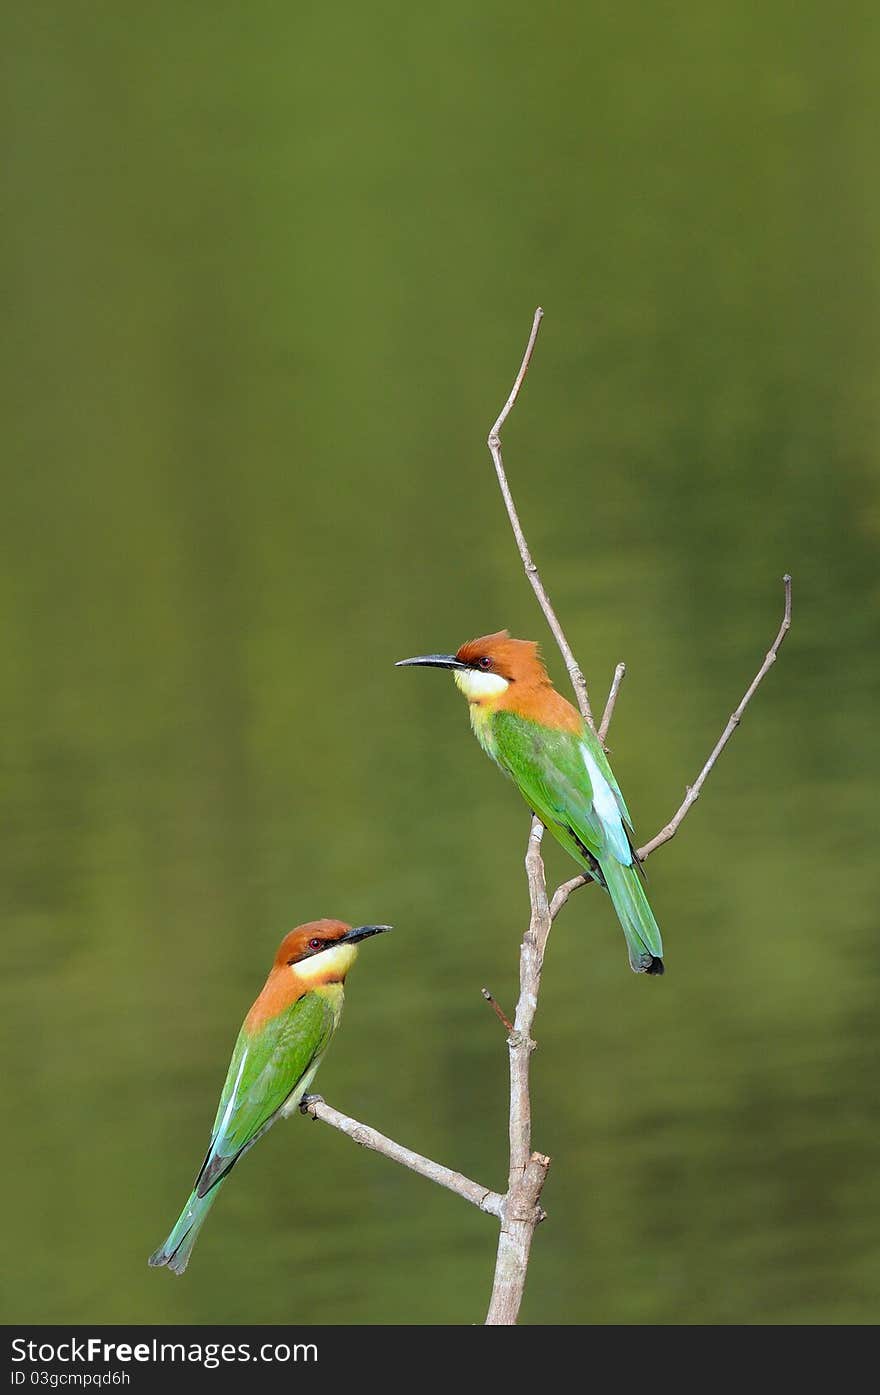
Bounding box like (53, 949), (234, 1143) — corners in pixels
(602, 857), (665, 975)
(148, 1181), (225, 1275)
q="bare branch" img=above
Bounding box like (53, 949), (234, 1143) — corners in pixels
(638, 574), (792, 861)
(481, 323), (793, 1325)
(485, 818), (553, 1324)
(487, 308), (597, 734)
(547, 580), (792, 914)
(487, 307), (544, 445)
(301, 1095), (504, 1219)
(482, 987), (515, 1034)
(598, 661), (626, 746)
(549, 871), (592, 920)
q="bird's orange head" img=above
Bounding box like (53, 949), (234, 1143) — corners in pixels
(273, 919), (358, 969)
(397, 629), (581, 728)
(397, 629), (547, 690)
(246, 919), (391, 1031)
(454, 630), (548, 685)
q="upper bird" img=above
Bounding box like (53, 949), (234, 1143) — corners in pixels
(397, 631), (663, 975)
(149, 918), (391, 1275)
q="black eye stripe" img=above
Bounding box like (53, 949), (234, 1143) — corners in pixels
(289, 938), (326, 964)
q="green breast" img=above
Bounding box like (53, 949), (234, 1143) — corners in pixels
(313, 979), (346, 1027)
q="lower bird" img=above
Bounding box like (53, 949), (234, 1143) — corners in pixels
(149, 918), (391, 1274)
(397, 630), (663, 975)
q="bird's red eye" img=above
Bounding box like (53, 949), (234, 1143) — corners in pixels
(478, 656), (492, 669)
(308, 938), (322, 951)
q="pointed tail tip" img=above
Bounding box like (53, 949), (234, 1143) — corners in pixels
(645, 956), (665, 976)
(149, 1239), (191, 1275)
(148, 1246), (189, 1276)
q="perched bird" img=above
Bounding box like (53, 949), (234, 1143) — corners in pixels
(149, 919), (391, 1275)
(397, 631), (663, 975)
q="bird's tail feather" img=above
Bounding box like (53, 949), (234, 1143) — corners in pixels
(602, 857), (665, 975)
(148, 1181), (224, 1275)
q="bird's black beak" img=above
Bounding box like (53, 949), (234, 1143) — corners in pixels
(342, 924), (393, 944)
(395, 654), (468, 671)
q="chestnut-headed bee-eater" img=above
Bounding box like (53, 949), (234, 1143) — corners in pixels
(397, 631), (664, 975)
(149, 919), (391, 1275)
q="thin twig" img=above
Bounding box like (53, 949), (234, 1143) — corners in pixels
(301, 1096), (504, 1218)
(638, 575), (792, 861)
(549, 872), (591, 920)
(598, 662), (626, 746)
(482, 988), (515, 1034)
(549, 578), (792, 910)
(487, 307), (597, 734)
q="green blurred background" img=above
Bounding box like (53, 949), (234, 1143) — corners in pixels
(2, 1), (878, 1326)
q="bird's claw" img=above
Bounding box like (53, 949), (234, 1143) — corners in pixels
(299, 1093), (324, 1117)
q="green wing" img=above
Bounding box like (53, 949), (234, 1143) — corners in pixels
(490, 712), (663, 971)
(195, 989), (339, 1196)
(491, 710), (634, 870)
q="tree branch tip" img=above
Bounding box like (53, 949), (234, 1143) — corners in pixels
(526, 830), (545, 859)
(598, 659), (628, 743)
(781, 575), (793, 622)
(637, 566), (793, 861)
(482, 987), (515, 1034)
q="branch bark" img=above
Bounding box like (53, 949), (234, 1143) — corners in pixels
(301, 1095), (503, 1218)
(598, 661), (626, 745)
(482, 987), (515, 1034)
(484, 818), (552, 1325)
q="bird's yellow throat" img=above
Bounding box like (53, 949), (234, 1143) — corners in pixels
(453, 668), (510, 702)
(294, 941), (359, 987)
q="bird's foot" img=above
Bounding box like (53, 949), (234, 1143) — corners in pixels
(299, 1093), (324, 1117)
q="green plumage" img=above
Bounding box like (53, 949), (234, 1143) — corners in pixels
(475, 706), (664, 974)
(149, 985), (342, 1274)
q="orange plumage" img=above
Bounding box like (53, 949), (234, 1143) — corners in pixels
(245, 920), (354, 1032)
